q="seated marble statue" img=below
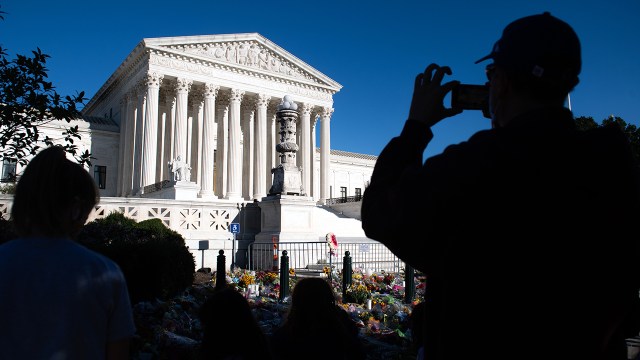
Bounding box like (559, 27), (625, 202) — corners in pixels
(168, 155), (191, 182)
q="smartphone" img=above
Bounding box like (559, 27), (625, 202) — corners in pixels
(451, 84), (489, 111)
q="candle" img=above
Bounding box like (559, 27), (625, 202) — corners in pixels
(366, 299), (372, 310)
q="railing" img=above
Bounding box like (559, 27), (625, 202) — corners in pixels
(218, 248), (418, 304)
(247, 241), (404, 273)
(325, 195), (362, 205)
(142, 180), (172, 195)
(0, 195), (240, 239)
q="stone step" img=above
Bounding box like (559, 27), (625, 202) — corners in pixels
(293, 270), (327, 278)
(306, 263), (335, 271)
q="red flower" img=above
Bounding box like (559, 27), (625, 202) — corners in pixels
(326, 232), (338, 250)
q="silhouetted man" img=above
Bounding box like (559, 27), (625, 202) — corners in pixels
(362, 12), (640, 360)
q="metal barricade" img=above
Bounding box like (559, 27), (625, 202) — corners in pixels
(247, 241), (404, 273)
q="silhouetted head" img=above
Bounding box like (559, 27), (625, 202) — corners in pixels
(289, 278), (336, 318)
(199, 286), (270, 360)
(11, 146), (99, 238)
(476, 11), (581, 97)
(476, 12), (581, 126)
(291, 278), (336, 309)
(200, 286), (256, 333)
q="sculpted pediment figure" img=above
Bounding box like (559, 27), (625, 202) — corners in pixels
(145, 33), (341, 91)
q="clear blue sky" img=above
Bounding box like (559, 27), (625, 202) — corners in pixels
(2, 0), (639, 159)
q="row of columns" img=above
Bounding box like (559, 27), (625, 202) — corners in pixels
(116, 71), (334, 202)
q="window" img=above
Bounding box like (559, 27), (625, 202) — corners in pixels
(355, 188), (362, 201)
(94, 165), (107, 189)
(1, 158), (17, 182)
(340, 186), (347, 200)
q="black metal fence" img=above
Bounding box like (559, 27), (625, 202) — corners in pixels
(218, 248), (416, 303)
(325, 195), (362, 205)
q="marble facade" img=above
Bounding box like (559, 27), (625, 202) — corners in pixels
(1, 34), (381, 268)
(82, 33), (343, 203)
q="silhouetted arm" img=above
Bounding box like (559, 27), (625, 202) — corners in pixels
(362, 119), (433, 270)
(362, 117), (495, 274)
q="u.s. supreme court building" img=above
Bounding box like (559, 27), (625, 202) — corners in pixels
(1, 33), (381, 269)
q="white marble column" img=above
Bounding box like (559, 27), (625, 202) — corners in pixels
(122, 92), (136, 196)
(132, 84), (147, 195)
(300, 103), (313, 196)
(298, 116), (304, 170)
(156, 89), (167, 182)
(242, 97), (256, 200)
(158, 83), (174, 181)
(267, 102), (278, 191)
(173, 77), (192, 175)
(116, 97), (127, 196)
(215, 93), (229, 198)
(141, 72), (163, 190)
(253, 94), (270, 199)
(320, 107), (333, 203)
(189, 91), (204, 184)
(168, 87), (177, 165)
(310, 113), (318, 200)
(199, 83), (219, 198)
(226, 88), (245, 200)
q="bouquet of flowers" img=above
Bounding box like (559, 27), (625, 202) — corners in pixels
(238, 273), (255, 288)
(326, 232), (338, 255)
(345, 283), (372, 304)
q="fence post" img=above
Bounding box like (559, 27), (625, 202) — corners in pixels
(216, 250), (227, 289)
(342, 251), (352, 299)
(279, 250), (290, 302)
(404, 264), (415, 304)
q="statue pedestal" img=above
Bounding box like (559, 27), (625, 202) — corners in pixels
(141, 181), (199, 200)
(254, 194), (317, 243)
(252, 194), (319, 270)
(270, 165), (302, 195)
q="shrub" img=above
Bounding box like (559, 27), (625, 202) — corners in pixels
(77, 212), (195, 304)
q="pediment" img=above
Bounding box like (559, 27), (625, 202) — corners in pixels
(144, 33), (341, 91)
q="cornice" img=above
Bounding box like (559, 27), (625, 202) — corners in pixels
(83, 34), (341, 117)
(84, 42), (148, 114)
(147, 49), (336, 100)
(143, 33), (342, 90)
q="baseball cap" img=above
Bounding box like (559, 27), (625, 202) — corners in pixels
(475, 12), (581, 81)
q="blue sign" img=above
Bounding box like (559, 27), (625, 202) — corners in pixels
(230, 223), (240, 234)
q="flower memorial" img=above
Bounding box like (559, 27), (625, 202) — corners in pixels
(326, 231), (338, 254)
(129, 267), (426, 359)
(345, 283), (371, 304)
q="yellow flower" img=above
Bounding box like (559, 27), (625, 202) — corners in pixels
(239, 273), (255, 287)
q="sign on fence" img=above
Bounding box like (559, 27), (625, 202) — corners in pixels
(230, 223), (240, 234)
(359, 244), (370, 253)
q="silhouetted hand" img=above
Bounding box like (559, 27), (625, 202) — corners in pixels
(408, 63), (462, 128)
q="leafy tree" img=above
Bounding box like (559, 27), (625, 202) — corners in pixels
(601, 116), (640, 167)
(574, 116), (599, 131)
(0, 7), (90, 174)
(574, 115), (640, 168)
